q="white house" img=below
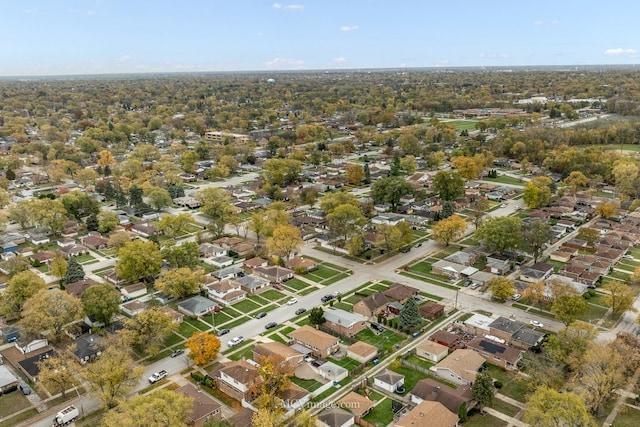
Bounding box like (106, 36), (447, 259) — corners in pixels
(415, 340), (449, 363)
(374, 369), (404, 393)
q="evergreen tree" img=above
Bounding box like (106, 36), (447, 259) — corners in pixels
(398, 296), (421, 330)
(472, 369), (495, 413)
(103, 181), (115, 200)
(103, 164), (111, 176)
(129, 185), (143, 208)
(5, 168), (15, 181)
(363, 163), (371, 183)
(115, 189), (127, 208)
(64, 258), (85, 284)
(86, 214), (99, 232)
(441, 201), (454, 218)
(389, 155), (401, 176)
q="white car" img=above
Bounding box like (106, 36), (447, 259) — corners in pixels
(287, 298), (298, 305)
(500, 203), (507, 208)
(623, 254), (634, 260)
(228, 336), (245, 347)
(512, 293), (522, 301)
(530, 320), (543, 328)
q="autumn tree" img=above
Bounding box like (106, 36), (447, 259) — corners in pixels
(28, 198), (68, 234)
(157, 213), (193, 239)
(80, 334), (144, 408)
(471, 370), (495, 413)
(125, 307), (177, 356)
(520, 219), (552, 263)
(197, 188), (234, 238)
(371, 176), (414, 210)
(523, 177), (553, 208)
(82, 283), (121, 326)
(154, 268), (203, 299)
(594, 201), (618, 219)
(108, 232), (130, 249)
(375, 223), (406, 253)
(476, 216), (522, 254)
(320, 191), (359, 215)
(545, 321), (598, 369)
(612, 160), (639, 199)
(50, 254), (68, 286)
(161, 241), (200, 269)
(60, 190), (101, 221)
(551, 294), (587, 325)
(432, 170), (465, 201)
(603, 280), (635, 316)
(431, 215), (467, 246)
(0, 270), (46, 316)
(524, 387), (595, 427)
(522, 281), (546, 310)
(261, 158), (302, 186)
(563, 171), (589, 194)
(345, 235), (365, 257)
(37, 349), (79, 398)
(185, 331), (221, 366)
(326, 204), (366, 245)
(468, 197), (490, 229)
(117, 239), (162, 282)
(451, 156), (482, 180)
(267, 224), (303, 261)
(345, 163), (365, 185)
(488, 277), (516, 302)
(97, 210), (120, 234)
(102, 389), (193, 427)
(8, 200), (32, 229)
(97, 149), (117, 170)
(20, 289), (84, 342)
(252, 354), (294, 421)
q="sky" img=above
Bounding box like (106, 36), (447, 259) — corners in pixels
(2, 0), (640, 76)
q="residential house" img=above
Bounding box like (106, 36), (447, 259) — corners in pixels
(210, 265), (244, 281)
(430, 330), (464, 350)
(173, 196), (201, 209)
(443, 251), (476, 266)
(198, 243), (227, 258)
(410, 378), (472, 415)
(431, 260), (467, 280)
(371, 214), (405, 226)
(353, 292), (391, 319)
(459, 314), (494, 336)
(384, 283), (419, 304)
(70, 334), (103, 364)
(205, 278), (246, 306)
(346, 341), (378, 363)
(322, 309), (367, 338)
(103, 269), (126, 287)
(543, 274), (588, 300)
(243, 257), (268, 270)
(415, 340), (449, 363)
(289, 325), (339, 358)
(374, 369), (404, 393)
(16, 348), (56, 382)
(174, 383), (222, 427)
(81, 234), (109, 250)
(466, 337), (523, 370)
(0, 365), (19, 393)
(395, 401), (458, 427)
(227, 409), (254, 427)
(317, 407), (355, 427)
(121, 300), (147, 317)
(419, 301), (445, 320)
(253, 265), (294, 283)
(434, 349), (485, 386)
(64, 278), (99, 298)
(317, 361), (349, 382)
(120, 283), (147, 300)
(280, 383), (312, 412)
(338, 391), (374, 418)
(235, 274), (270, 294)
(130, 222), (158, 238)
(28, 250), (56, 265)
(285, 256), (318, 273)
(0, 325), (20, 343)
(489, 317), (545, 350)
(215, 359), (259, 402)
(253, 342), (304, 367)
(158, 306), (185, 323)
(486, 254), (511, 275)
(519, 262), (554, 283)
(177, 296), (216, 317)
(208, 255), (234, 269)
(15, 338), (49, 355)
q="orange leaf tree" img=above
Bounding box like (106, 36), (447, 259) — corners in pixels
(185, 331), (221, 366)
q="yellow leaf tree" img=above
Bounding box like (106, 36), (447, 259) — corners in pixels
(185, 332), (221, 366)
(431, 215), (467, 246)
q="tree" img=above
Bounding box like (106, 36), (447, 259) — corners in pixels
(293, 409), (318, 427)
(37, 349), (79, 398)
(451, 156), (482, 180)
(64, 257), (85, 284)
(523, 177), (553, 208)
(82, 283), (121, 326)
(161, 241), (200, 269)
(252, 354), (294, 419)
(154, 268), (203, 299)
(345, 163), (365, 185)
(0, 270), (46, 316)
(308, 307), (325, 326)
(74, 168), (100, 189)
(432, 170), (465, 201)
(371, 176), (414, 210)
(345, 234), (365, 257)
(551, 294), (587, 325)
(60, 190), (100, 221)
(476, 216), (522, 254)
(577, 227), (600, 246)
(125, 307), (177, 356)
(117, 240), (162, 282)
(20, 289), (84, 342)
(523, 281), (546, 310)
(144, 186), (172, 211)
(204, 420), (236, 427)
(28, 199), (68, 234)
(471, 370), (495, 413)
(524, 387), (595, 427)
(8, 200), (32, 229)
(261, 158), (302, 186)
(50, 254), (68, 286)
(563, 171), (589, 194)
(185, 331), (221, 366)
(326, 204), (366, 245)
(108, 232), (130, 249)
(398, 296), (420, 330)
(520, 220), (552, 263)
(488, 277), (516, 302)
(612, 160), (639, 199)
(375, 224), (405, 253)
(632, 266), (640, 286)
(319, 191), (359, 215)
(197, 188), (234, 238)
(157, 213), (193, 239)
(545, 321), (598, 368)
(80, 334), (144, 408)
(97, 149), (116, 169)
(594, 201), (618, 219)
(603, 280), (635, 316)
(267, 224), (303, 261)
(469, 197), (490, 229)
(431, 215), (467, 246)
(102, 389), (193, 427)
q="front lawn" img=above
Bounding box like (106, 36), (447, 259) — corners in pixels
(363, 398), (398, 427)
(291, 377), (324, 392)
(463, 411), (509, 427)
(232, 299), (262, 313)
(486, 365), (528, 403)
(354, 328), (405, 351)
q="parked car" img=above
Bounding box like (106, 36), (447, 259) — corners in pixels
(512, 293), (522, 301)
(170, 349), (184, 358)
(414, 242), (422, 248)
(370, 323), (384, 333)
(255, 312), (267, 319)
(19, 384), (32, 395)
(228, 336), (245, 347)
(530, 320), (543, 328)
(295, 308), (307, 315)
(273, 283), (284, 290)
(623, 254), (634, 260)
(399, 246), (410, 253)
(216, 328), (230, 337)
(321, 295), (334, 303)
(265, 322), (278, 330)
(287, 298), (298, 305)
(148, 370), (168, 384)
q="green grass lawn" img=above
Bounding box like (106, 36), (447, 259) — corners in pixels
(612, 405), (640, 426)
(575, 303), (608, 323)
(0, 391), (33, 417)
(488, 399), (521, 417)
(363, 398), (398, 427)
(444, 119), (480, 131)
(259, 290), (286, 301)
(463, 411), (509, 427)
(391, 365), (428, 392)
(291, 377), (325, 392)
(201, 311), (232, 325)
(184, 317), (210, 331)
(247, 294), (269, 305)
(228, 345), (255, 361)
(333, 302), (352, 311)
(0, 408), (38, 427)
(486, 365), (528, 403)
(323, 272), (350, 285)
(344, 295), (362, 304)
(221, 316), (249, 329)
(327, 357), (361, 371)
(405, 354), (434, 371)
(354, 328), (406, 351)
(485, 175), (525, 186)
(232, 299), (262, 313)
(177, 322), (199, 338)
(285, 278), (312, 291)
(163, 332), (183, 347)
(75, 254), (96, 263)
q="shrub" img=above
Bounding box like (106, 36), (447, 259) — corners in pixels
(494, 381), (503, 389)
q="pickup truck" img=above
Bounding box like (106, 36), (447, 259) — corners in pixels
(148, 370), (168, 383)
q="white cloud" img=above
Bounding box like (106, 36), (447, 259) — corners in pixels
(265, 57), (304, 69)
(331, 57), (347, 66)
(116, 55), (132, 62)
(273, 3), (304, 10)
(340, 25), (358, 32)
(604, 48), (638, 57)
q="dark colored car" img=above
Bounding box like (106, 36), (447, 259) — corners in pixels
(272, 283), (284, 290)
(265, 322), (278, 329)
(370, 322), (384, 333)
(400, 246), (410, 253)
(321, 295), (334, 303)
(19, 384), (32, 395)
(170, 349), (184, 358)
(256, 312), (267, 319)
(295, 308), (307, 315)
(216, 328), (230, 337)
